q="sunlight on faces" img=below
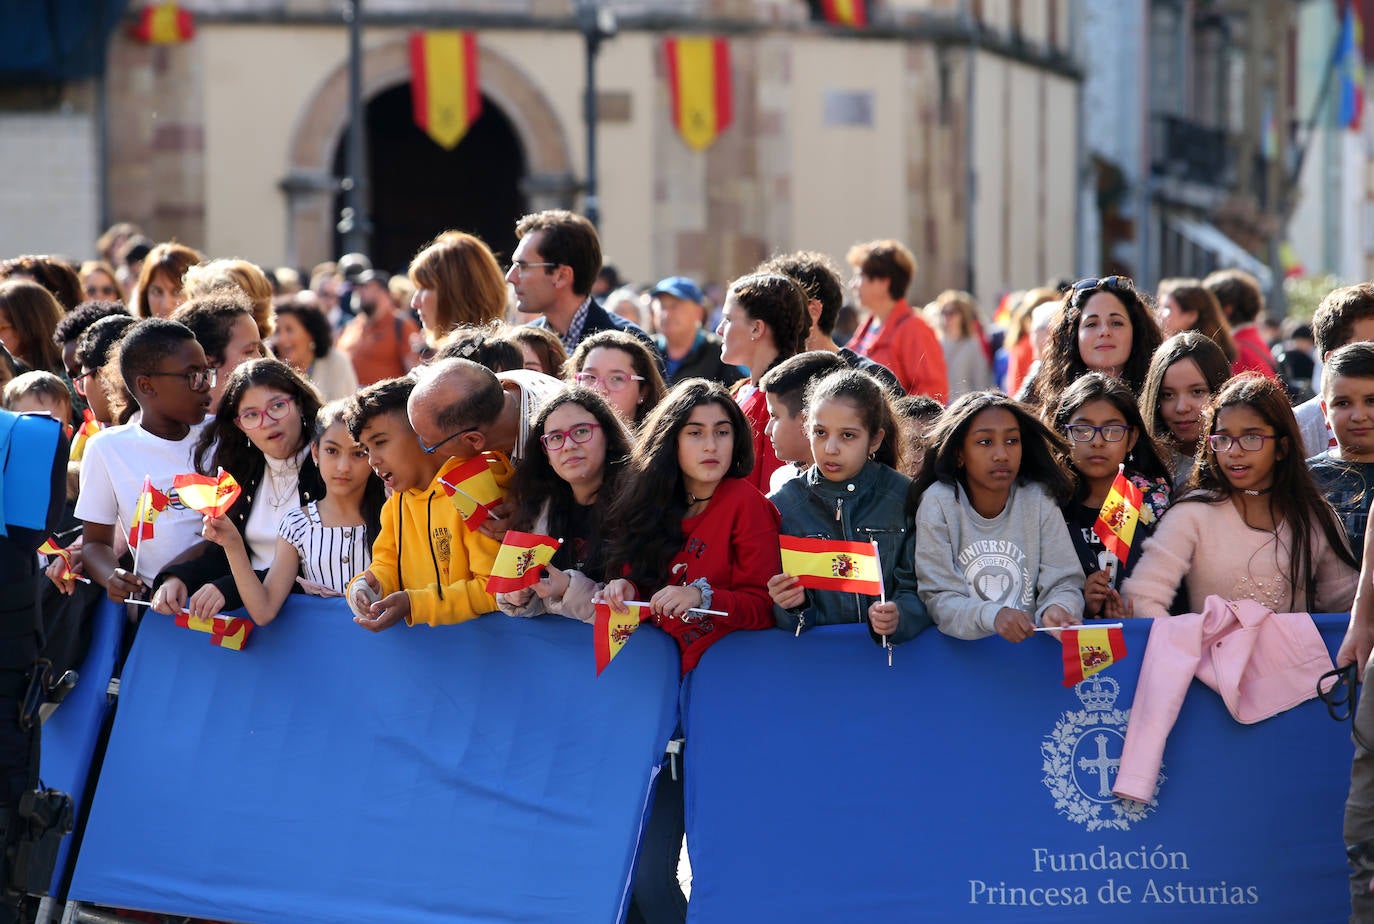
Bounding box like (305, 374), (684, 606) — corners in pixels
(1065, 399), (1136, 486)
(957, 407), (1022, 509)
(146, 272), (186, 318)
(808, 397), (882, 483)
(410, 286), (437, 334)
(312, 421), (371, 499)
(235, 385), (303, 461)
(271, 313), (312, 372)
(677, 403), (734, 496)
(543, 403), (607, 499)
(359, 409), (429, 494)
(209, 315), (267, 414)
(145, 339), (212, 426)
(1158, 358), (1211, 451)
(1155, 294), (1195, 337)
(1077, 292), (1133, 374)
(1323, 372), (1374, 462)
(715, 296), (759, 368)
(1211, 405), (1282, 494)
(764, 392), (811, 465)
(654, 294), (701, 343)
(577, 346), (643, 423)
(0, 309), (19, 358)
(516, 342), (545, 373)
(505, 232), (560, 315)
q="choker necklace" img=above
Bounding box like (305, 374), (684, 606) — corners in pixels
(687, 491), (714, 506)
(1242, 487), (1272, 496)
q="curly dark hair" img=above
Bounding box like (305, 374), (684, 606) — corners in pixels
(433, 324), (522, 372)
(194, 358), (324, 486)
(1048, 372), (1172, 505)
(53, 299), (129, 350)
(1180, 372), (1356, 611)
(758, 251), (845, 337)
(910, 390), (1073, 514)
(508, 387), (633, 581)
(1025, 276), (1163, 411)
(727, 272), (810, 374)
(605, 379), (755, 591)
(273, 298), (335, 359)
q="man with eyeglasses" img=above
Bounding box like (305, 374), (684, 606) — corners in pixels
(507, 210), (658, 359)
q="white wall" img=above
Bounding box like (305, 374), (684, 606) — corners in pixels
(0, 113), (100, 259)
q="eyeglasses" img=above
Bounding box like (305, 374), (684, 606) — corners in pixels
(418, 425), (479, 455)
(574, 372), (644, 392)
(147, 366), (216, 392)
(540, 422), (601, 452)
(235, 395), (296, 430)
(1207, 433), (1279, 453)
(72, 369), (95, 398)
(506, 261), (561, 275)
(1064, 424), (1130, 443)
(1071, 275), (1132, 293)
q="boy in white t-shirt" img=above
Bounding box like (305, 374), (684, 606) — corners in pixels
(75, 318), (213, 603)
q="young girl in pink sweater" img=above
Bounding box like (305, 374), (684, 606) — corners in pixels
(1122, 374), (1358, 617)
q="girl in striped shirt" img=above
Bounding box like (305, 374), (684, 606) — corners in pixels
(201, 400), (383, 624)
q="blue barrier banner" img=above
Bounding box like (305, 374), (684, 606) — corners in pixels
(68, 598), (681, 924)
(684, 618), (1353, 923)
(39, 598), (125, 895)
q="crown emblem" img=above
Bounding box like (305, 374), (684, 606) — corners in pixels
(1075, 675), (1120, 712)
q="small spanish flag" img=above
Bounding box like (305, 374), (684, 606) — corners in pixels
(409, 31), (482, 150)
(437, 455), (505, 530)
(664, 37), (733, 151)
(173, 468), (243, 519)
(594, 601), (651, 676)
(1061, 625), (1127, 687)
(779, 535), (882, 595)
(486, 531), (562, 594)
(174, 611), (254, 651)
(810, 0), (869, 27)
(38, 538), (77, 580)
(128, 475), (170, 549)
(1092, 466), (1144, 564)
(69, 409), (103, 461)
(129, 2), (195, 44)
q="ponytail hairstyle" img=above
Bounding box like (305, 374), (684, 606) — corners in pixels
(1183, 372), (1357, 611)
(804, 368), (902, 471)
(1049, 372), (1172, 504)
(605, 379), (753, 592)
(726, 273), (810, 374)
(911, 391), (1073, 514)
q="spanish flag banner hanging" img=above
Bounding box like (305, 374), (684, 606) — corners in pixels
(409, 31), (482, 150)
(664, 37), (733, 151)
(128, 476), (170, 549)
(486, 531), (562, 594)
(437, 455), (506, 530)
(809, 0), (869, 27)
(779, 535), (882, 595)
(129, 2), (196, 44)
(1091, 465), (1144, 564)
(1060, 624), (1127, 687)
(594, 601), (652, 676)
(174, 611), (254, 651)
(173, 468), (242, 519)
(69, 409), (102, 462)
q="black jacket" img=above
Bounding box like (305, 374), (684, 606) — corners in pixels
(656, 331), (746, 387)
(531, 300), (661, 361)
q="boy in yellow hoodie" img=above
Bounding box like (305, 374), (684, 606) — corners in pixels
(343, 377), (513, 630)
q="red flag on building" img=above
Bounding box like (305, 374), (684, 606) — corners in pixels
(1092, 466), (1144, 564)
(810, 0), (869, 27)
(486, 531), (562, 594)
(129, 2), (196, 44)
(409, 31), (482, 150)
(594, 601), (652, 676)
(664, 37), (733, 151)
(128, 476), (170, 549)
(1061, 625), (1128, 687)
(173, 468), (243, 519)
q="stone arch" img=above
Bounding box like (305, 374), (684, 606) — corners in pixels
(282, 36), (576, 269)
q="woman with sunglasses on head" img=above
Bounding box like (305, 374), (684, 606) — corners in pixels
(497, 387), (633, 622)
(1022, 276), (1164, 415)
(1122, 374), (1357, 619)
(1050, 374), (1173, 620)
(153, 358), (365, 620)
(566, 329), (667, 430)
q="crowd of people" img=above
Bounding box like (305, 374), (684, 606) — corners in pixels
(7, 208), (1374, 921)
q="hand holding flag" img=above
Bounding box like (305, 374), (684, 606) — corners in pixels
(594, 600), (652, 675)
(69, 408), (103, 461)
(38, 538), (87, 583)
(1093, 465), (1144, 564)
(437, 455), (506, 530)
(486, 531), (561, 594)
(779, 536), (882, 595)
(173, 468), (242, 518)
(1037, 623), (1128, 687)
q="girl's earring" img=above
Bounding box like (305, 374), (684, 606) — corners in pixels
(246, 434), (251, 447)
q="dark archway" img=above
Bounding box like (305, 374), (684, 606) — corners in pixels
(333, 86), (528, 275)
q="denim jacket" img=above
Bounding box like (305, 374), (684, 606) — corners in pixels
(767, 461), (930, 645)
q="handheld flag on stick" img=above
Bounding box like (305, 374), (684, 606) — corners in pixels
(780, 536), (882, 595)
(870, 539), (893, 668)
(1092, 465), (1143, 564)
(129, 474), (169, 582)
(38, 538), (78, 580)
(437, 455), (506, 530)
(594, 601), (652, 676)
(1058, 624), (1128, 687)
(125, 600), (254, 650)
(486, 531), (562, 594)
(173, 468), (242, 519)
(69, 409), (102, 461)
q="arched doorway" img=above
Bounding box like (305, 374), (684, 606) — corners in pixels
(332, 88), (528, 274)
